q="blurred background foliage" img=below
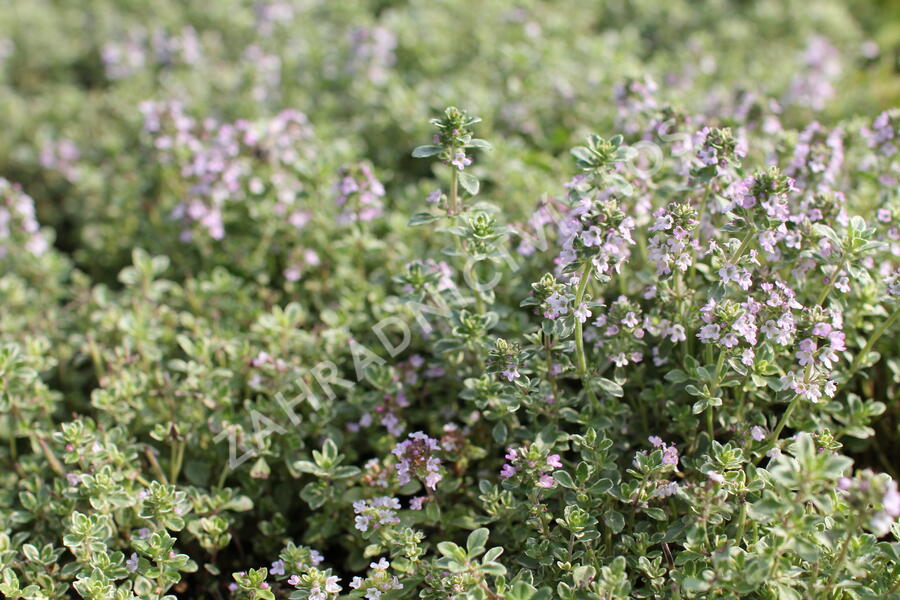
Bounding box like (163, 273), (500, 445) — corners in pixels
(0, 0), (898, 282)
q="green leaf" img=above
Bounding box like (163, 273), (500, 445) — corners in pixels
(554, 470), (577, 489)
(467, 528), (489, 555)
(572, 565), (596, 587)
(748, 494), (784, 521)
(595, 378), (624, 397)
(588, 478), (613, 494)
(412, 145), (442, 158)
(321, 438), (338, 463)
(458, 171), (480, 195)
(481, 562), (507, 576)
(299, 483), (326, 509)
(682, 577), (710, 593)
(643, 507), (667, 521)
(507, 581), (537, 600)
(466, 138), (493, 149)
(492, 421), (508, 444)
(134, 576), (154, 596)
(570, 146), (593, 163)
(21, 544), (38, 563)
(409, 212), (440, 226)
(437, 541), (462, 559)
(603, 510), (625, 534)
(483, 547), (503, 562)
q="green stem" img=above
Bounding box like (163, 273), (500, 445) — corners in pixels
(170, 439), (186, 484)
(771, 394), (801, 440)
(757, 394), (801, 463)
(733, 499), (747, 545)
(707, 350), (727, 439)
(688, 182), (712, 290)
(845, 305), (900, 382)
(824, 519), (857, 593)
(815, 259), (846, 307)
(36, 437), (65, 476)
(7, 413), (15, 462)
(145, 446), (169, 484)
(449, 166), (459, 215)
(729, 229), (755, 265)
(574, 261), (597, 407)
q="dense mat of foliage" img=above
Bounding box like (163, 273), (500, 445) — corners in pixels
(2, 1), (900, 598)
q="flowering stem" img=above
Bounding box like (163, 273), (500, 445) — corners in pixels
(215, 464), (229, 491)
(733, 497), (748, 544)
(6, 413), (15, 462)
(729, 229), (755, 265)
(815, 259), (846, 307)
(844, 305), (900, 382)
(707, 350), (727, 439)
(824, 518), (858, 593)
(688, 181), (713, 289)
(145, 446), (169, 485)
(36, 436), (65, 477)
(170, 439), (186, 483)
(756, 394), (801, 463)
(574, 261), (596, 406)
(449, 166), (459, 215)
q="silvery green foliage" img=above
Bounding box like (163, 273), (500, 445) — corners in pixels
(1, 1), (899, 599)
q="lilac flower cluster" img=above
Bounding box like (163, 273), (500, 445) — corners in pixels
(101, 26), (202, 80)
(398, 258), (456, 296)
(346, 27), (397, 86)
(861, 109), (899, 158)
(697, 298), (757, 354)
(612, 75), (658, 135)
(349, 558), (403, 600)
(334, 162), (385, 225)
(287, 568), (342, 600)
(587, 296), (646, 367)
(875, 479), (900, 535)
(361, 458), (396, 490)
(349, 390), (410, 437)
(253, 1), (296, 36)
(247, 351), (288, 390)
(0, 178), (49, 257)
(283, 248), (321, 283)
(353, 497), (401, 533)
(140, 101), (315, 241)
(651, 480), (680, 499)
(693, 127), (745, 177)
(639, 313), (689, 367)
(499, 446), (563, 489)
(726, 166), (797, 231)
(515, 202), (558, 256)
(273, 544), (324, 575)
(39, 139), (81, 183)
(647, 436), (680, 467)
(529, 273), (572, 321)
(647, 201), (698, 276)
(348, 356), (435, 437)
(556, 193), (636, 282)
(784, 36), (842, 111)
(780, 313), (845, 403)
(488, 338), (524, 382)
(785, 122), (844, 193)
(392, 431), (443, 490)
(837, 473), (900, 536)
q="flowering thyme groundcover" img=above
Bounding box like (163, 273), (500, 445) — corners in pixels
(2, 1), (900, 599)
